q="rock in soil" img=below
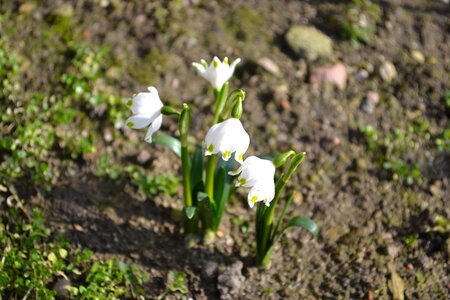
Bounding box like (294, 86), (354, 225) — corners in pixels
(360, 91), (380, 114)
(310, 62), (347, 90)
(379, 61), (397, 83)
(285, 25), (333, 61)
(217, 261), (245, 299)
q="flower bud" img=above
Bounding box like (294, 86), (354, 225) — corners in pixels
(161, 105), (180, 116)
(231, 98), (243, 119)
(220, 89), (246, 120)
(179, 104), (191, 144)
(272, 150), (296, 168)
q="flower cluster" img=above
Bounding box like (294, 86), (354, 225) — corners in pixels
(126, 57), (276, 209)
(123, 56), (317, 267)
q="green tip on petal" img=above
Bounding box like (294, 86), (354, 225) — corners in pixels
(207, 144), (214, 153)
(127, 100), (133, 106)
(213, 58), (220, 68)
(250, 195), (259, 204)
(126, 121), (134, 128)
(223, 150), (230, 159)
(223, 57), (229, 65)
(238, 153), (243, 162)
(238, 178), (247, 186)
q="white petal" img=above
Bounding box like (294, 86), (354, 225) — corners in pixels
(192, 62), (206, 74)
(247, 179), (275, 208)
(235, 156), (275, 187)
(144, 114), (163, 143)
(125, 114), (152, 129)
(128, 89), (163, 116)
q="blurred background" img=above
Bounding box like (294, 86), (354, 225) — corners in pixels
(0, 0), (449, 299)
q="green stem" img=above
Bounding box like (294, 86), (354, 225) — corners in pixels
(205, 155), (217, 203)
(258, 174), (288, 265)
(205, 85), (227, 206)
(181, 145), (192, 207)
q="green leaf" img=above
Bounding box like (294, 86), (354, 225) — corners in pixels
(197, 192), (214, 230)
(152, 134), (181, 157)
(48, 252), (57, 263)
(190, 146), (204, 189)
(283, 216), (319, 237)
(213, 167), (231, 231)
(184, 206), (197, 220)
(59, 248), (68, 259)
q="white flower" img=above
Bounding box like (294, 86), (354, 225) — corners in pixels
(229, 156), (276, 208)
(125, 86), (163, 143)
(204, 118), (249, 163)
(192, 56), (241, 90)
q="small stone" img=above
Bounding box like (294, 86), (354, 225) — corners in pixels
(19, 2), (36, 14)
(354, 69), (369, 81)
(411, 50), (425, 63)
(53, 279), (72, 299)
(405, 263), (414, 270)
(379, 61), (397, 83)
(387, 245), (401, 258)
(137, 149), (151, 164)
(216, 228), (225, 238)
(217, 261), (245, 300)
(104, 207), (124, 225)
(360, 91), (379, 114)
(53, 3), (74, 18)
(257, 57), (280, 75)
(103, 128), (113, 142)
(274, 84), (290, 110)
(310, 62), (347, 90)
(293, 191), (303, 205)
(203, 261), (218, 278)
(285, 26), (333, 61)
(73, 224), (86, 232)
(130, 253), (140, 259)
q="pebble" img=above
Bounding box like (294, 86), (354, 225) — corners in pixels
(19, 2), (36, 14)
(379, 61), (397, 83)
(411, 50), (425, 63)
(203, 261), (219, 278)
(257, 57), (280, 75)
(217, 261), (245, 299)
(310, 62), (347, 90)
(360, 91), (379, 114)
(53, 3), (74, 18)
(137, 149), (151, 164)
(285, 25), (333, 61)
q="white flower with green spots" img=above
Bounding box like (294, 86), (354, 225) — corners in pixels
(229, 156), (276, 208)
(204, 118), (249, 164)
(192, 56), (241, 90)
(125, 86), (163, 143)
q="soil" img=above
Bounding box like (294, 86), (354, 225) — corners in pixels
(2, 0), (449, 299)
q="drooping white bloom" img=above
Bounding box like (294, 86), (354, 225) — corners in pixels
(204, 118), (249, 163)
(229, 156), (276, 208)
(125, 86), (163, 143)
(192, 56), (241, 90)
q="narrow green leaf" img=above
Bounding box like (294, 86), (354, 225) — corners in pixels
(190, 146), (204, 188)
(152, 134), (181, 157)
(184, 206), (197, 220)
(197, 192), (214, 230)
(213, 167), (231, 231)
(283, 216), (319, 237)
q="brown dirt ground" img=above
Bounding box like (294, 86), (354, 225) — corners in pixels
(2, 0), (450, 299)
